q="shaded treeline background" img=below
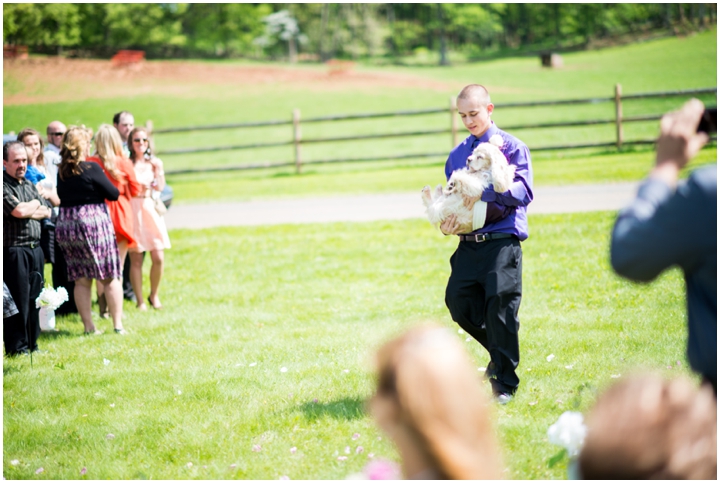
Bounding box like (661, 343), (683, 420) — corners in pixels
(3, 3), (717, 63)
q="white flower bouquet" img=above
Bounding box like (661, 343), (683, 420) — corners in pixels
(547, 411), (587, 478)
(35, 286), (69, 331)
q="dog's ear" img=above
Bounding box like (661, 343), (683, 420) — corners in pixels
(488, 134), (504, 148)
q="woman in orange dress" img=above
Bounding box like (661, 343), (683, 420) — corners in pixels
(87, 124), (141, 317)
(127, 127), (171, 311)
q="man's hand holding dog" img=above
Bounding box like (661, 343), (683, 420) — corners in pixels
(440, 214), (472, 235)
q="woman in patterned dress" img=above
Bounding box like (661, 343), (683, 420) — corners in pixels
(55, 126), (126, 335)
(127, 127), (170, 311)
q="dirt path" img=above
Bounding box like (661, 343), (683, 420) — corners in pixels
(163, 182), (639, 230)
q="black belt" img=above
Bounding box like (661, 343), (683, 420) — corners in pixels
(459, 233), (515, 243)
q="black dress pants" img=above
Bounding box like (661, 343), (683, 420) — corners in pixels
(52, 242), (77, 315)
(3, 245), (44, 355)
(445, 237), (522, 394)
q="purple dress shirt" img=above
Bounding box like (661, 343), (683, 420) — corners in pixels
(445, 122), (533, 240)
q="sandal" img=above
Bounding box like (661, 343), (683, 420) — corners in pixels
(114, 328), (127, 335)
(148, 295), (162, 310)
(84, 329), (103, 336)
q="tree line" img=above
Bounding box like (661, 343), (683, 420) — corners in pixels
(3, 3), (716, 63)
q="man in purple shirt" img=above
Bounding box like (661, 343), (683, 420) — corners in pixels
(441, 84), (534, 404)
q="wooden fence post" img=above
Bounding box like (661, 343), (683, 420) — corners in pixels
(614, 84), (623, 150)
(145, 120), (155, 154)
(450, 96), (458, 147)
(293, 108), (302, 174)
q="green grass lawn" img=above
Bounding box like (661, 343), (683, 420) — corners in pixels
(3, 212), (693, 479)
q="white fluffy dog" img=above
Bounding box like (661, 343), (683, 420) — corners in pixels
(421, 135), (515, 227)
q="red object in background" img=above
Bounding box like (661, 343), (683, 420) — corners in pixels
(4, 45), (29, 59)
(111, 50), (145, 66)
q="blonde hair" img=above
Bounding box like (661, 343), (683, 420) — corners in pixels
(579, 374), (717, 479)
(17, 128), (45, 168)
(59, 125), (93, 180)
(371, 325), (502, 479)
(93, 124), (124, 181)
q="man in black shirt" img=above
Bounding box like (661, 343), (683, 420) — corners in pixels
(3, 141), (51, 356)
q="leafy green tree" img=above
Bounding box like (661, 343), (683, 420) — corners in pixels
(4, 3), (80, 53)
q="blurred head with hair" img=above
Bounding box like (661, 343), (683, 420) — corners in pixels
(369, 324), (502, 480)
(17, 127), (45, 168)
(93, 124), (125, 181)
(59, 125), (93, 181)
(579, 374), (716, 479)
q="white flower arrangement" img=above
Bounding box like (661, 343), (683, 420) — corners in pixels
(35, 286), (69, 311)
(547, 411), (587, 457)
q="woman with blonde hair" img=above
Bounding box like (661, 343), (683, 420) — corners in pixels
(55, 126), (126, 335)
(127, 126), (170, 311)
(87, 124), (141, 318)
(369, 325), (503, 480)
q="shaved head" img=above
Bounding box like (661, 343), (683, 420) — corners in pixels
(457, 85), (492, 106)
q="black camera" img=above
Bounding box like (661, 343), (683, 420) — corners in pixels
(697, 107), (717, 134)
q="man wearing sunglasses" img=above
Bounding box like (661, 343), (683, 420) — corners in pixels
(44, 121), (66, 155)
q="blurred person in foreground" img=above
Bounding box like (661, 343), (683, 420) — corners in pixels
(369, 325), (502, 480)
(87, 124), (141, 319)
(127, 127), (170, 311)
(55, 126), (126, 335)
(610, 99), (716, 393)
(3, 141), (51, 355)
(579, 373), (716, 479)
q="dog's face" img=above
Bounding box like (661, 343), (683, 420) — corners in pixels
(466, 143), (502, 173)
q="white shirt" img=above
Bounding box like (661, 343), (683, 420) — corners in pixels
(44, 144), (60, 155)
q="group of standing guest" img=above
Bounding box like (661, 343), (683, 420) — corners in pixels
(3, 112), (171, 355)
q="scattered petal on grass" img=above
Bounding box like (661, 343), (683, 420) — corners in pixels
(676, 361), (681, 366)
(82, 414), (88, 417)
(103, 358), (110, 366)
(529, 401), (538, 406)
(458, 328), (464, 334)
(177, 390), (182, 395)
(546, 354), (555, 362)
(80, 467), (87, 475)
(279, 476), (290, 480)
(352, 433), (360, 440)
(110, 403), (115, 408)
(465, 337), (471, 342)
(252, 445), (262, 452)
(312, 398), (318, 403)
(611, 374), (621, 378)
(35, 468), (44, 475)
(10, 460), (19, 466)
(344, 446), (351, 454)
(667, 365), (673, 369)
(106, 433), (115, 440)
(356, 446), (364, 454)
(235, 363), (242, 367)
(203, 466), (207, 469)
(290, 447), (297, 454)
(565, 365), (574, 369)
(186, 463), (193, 469)
(249, 363), (257, 367)
(280, 367), (288, 373)
(377, 437), (382, 441)
(556, 399), (563, 404)
(337, 456), (348, 461)
(342, 369), (349, 374)
(229, 464), (237, 469)
(368, 453), (375, 459)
